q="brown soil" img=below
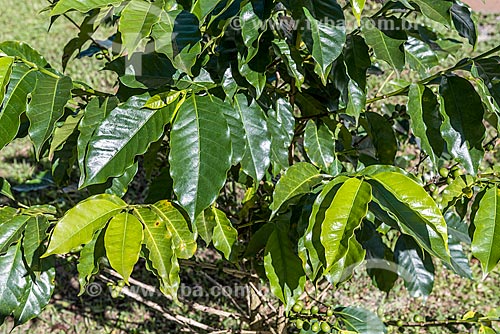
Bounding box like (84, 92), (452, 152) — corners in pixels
(463, 0), (500, 13)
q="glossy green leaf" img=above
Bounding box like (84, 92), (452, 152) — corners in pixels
(270, 163), (324, 217)
(135, 207), (180, 297)
(191, 0), (221, 21)
(272, 41), (305, 89)
(119, 0), (162, 54)
(104, 161), (138, 198)
(439, 75), (485, 175)
(244, 223), (275, 258)
(451, 2), (476, 46)
(44, 194), (127, 256)
(405, 37), (439, 77)
(264, 222), (306, 310)
(234, 94), (271, 181)
(51, 0), (122, 15)
(49, 113), (82, 159)
(471, 187), (500, 276)
(22, 215), (50, 268)
(0, 57), (13, 104)
(304, 121), (337, 173)
(407, 84), (445, 166)
(325, 237), (366, 286)
(471, 57), (500, 109)
(446, 233), (472, 279)
(351, 0), (366, 25)
(105, 212), (144, 283)
(194, 208), (216, 244)
(334, 306), (386, 334)
(211, 207), (237, 260)
(83, 94), (173, 187)
(364, 112), (397, 164)
(0, 42), (49, 68)
(151, 201), (196, 259)
(0, 243), (28, 325)
(27, 74), (72, 158)
(0, 178), (14, 200)
(169, 94), (231, 221)
(368, 172), (450, 262)
(303, 7), (345, 83)
(362, 18), (405, 71)
(77, 97), (118, 186)
(267, 98), (295, 175)
(321, 178), (371, 271)
(344, 35), (371, 91)
(412, 0), (451, 25)
(0, 65), (37, 151)
(0, 208), (30, 255)
(395, 235), (435, 298)
(77, 230), (105, 295)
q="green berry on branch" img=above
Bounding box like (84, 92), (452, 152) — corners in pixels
(320, 321), (331, 333)
(326, 308), (334, 317)
(413, 315), (425, 322)
(311, 322), (320, 332)
(396, 320), (405, 327)
(295, 319), (304, 329)
(292, 303), (303, 313)
(439, 167), (449, 178)
(311, 305), (319, 315)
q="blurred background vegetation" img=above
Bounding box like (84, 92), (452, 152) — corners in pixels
(0, 0), (500, 333)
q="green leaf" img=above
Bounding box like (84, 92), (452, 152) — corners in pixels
(362, 18), (405, 71)
(22, 216), (50, 268)
(105, 161), (138, 198)
(51, 0), (122, 15)
(351, 0), (366, 25)
(83, 94), (173, 187)
(303, 7), (346, 83)
(119, 0), (162, 54)
(0, 208), (30, 255)
(244, 223), (275, 258)
(169, 94), (232, 221)
(267, 98), (295, 175)
(446, 232), (472, 279)
(135, 208), (180, 297)
(44, 194), (127, 256)
(395, 235), (435, 298)
(0, 57), (14, 105)
(0, 243), (28, 325)
(325, 237), (366, 286)
(364, 112), (397, 164)
(344, 35), (371, 91)
(471, 187), (500, 276)
(191, 0), (221, 21)
(451, 2), (476, 46)
(26, 74), (72, 158)
(0, 178), (14, 201)
(439, 75), (485, 175)
(104, 212), (144, 283)
(264, 222), (306, 310)
(272, 41), (305, 89)
(304, 121), (337, 173)
(407, 84), (445, 166)
(0, 42), (49, 68)
(334, 306), (386, 334)
(77, 97), (118, 186)
(405, 37), (439, 77)
(194, 208), (216, 244)
(211, 207), (237, 260)
(49, 113), (83, 159)
(368, 172), (450, 262)
(234, 94), (271, 181)
(412, 0), (451, 26)
(269, 163), (324, 217)
(0, 65), (37, 151)
(77, 230), (105, 295)
(321, 178), (371, 271)
(151, 201), (197, 259)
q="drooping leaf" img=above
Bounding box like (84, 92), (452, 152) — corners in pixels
(0, 243), (28, 325)
(83, 94), (173, 187)
(304, 121), (337, 173)
(0, 57), (14, 104)
(51, 0), (122, 15)
(49, 113), (83, 159)
(194, 208), (216, 244)
(119, 0), (162, 54)
(0, 178), (14, 201)
(270, 163), (324, 217)
(234, 94), (271, 182)
(264, 222), (306, 310)
(77, 230), (105, 295)
(344, 34), (371, 91)
(451, 2), (476, 46)
(272, 40), (305, 89)
(395, 235), (435, 298)
(104, 212), (144, 283)
(412, 0), (451, 26)
(364, 112), (397, 164)
(169, 94), (232, 221)
(26, 74), (72, 158)
(44, 194), (127, 256)
(0, 65), (37, 151)
(151, 201), (197, 259)
(22, 215), (50, 268)
(334, 306), (386, 334)
(350, 0), (366, 25)
(0, 208), (30, 255)
(211, 207), (237, 260)
(439, 75), (485, 175)
(471, 187), (500, 276)
(362, 18), (406, 71)
(321, 178), (371, 271)
(267, 98), (295, 175)
(407, 84), (445, 166)
(325, 236), (366, 286)
(368, 171), (450, 262)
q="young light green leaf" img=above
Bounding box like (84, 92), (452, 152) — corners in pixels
(272, 41), (305, 89)
(321, 178), (371, 271)
(325, 237), (366, 286)
(350, 0), (366, 25)
(104, 212), (144, 283)
(77, 230), (105, 295)
(471, 187), (500, 276)
(0, 178), (14, 201)
(269, 163), (324, 217)
(169, 94), (232, 221)
(234, 94), (271, 182)
(44, 194), (127, 256)
(0, 57), (14, 104)
(27, 74), (72, 159)
(51, 0), (123, 15)
(194, 208), (216, 244)
(211, 207), (237, 260)
(119, 0), (163, 54)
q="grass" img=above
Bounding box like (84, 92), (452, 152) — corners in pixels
(1, 1), (500, 333)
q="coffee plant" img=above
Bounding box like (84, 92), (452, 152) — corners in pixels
(0, 0), (500, 332)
